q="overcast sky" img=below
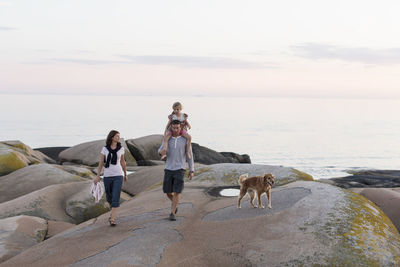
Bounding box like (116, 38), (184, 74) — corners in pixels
(1, 0), (400, 97)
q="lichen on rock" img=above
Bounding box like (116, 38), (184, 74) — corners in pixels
(66, 199), (109, 224)
(0, 150), (28, 176)
(304, 189), (400, 266)
(192, 163), (313, 187)
(332, 191), (400, 266)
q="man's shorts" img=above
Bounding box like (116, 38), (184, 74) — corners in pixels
(163, 169), (185, 193)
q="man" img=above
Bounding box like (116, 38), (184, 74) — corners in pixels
(158, 119), (195, 221)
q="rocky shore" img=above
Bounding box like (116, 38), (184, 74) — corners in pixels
(321, 170), (400, 233)
(1, 138), (400, 266)
(322, 170), (400, 188)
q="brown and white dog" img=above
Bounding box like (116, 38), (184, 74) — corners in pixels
(237, 173), (275, 209)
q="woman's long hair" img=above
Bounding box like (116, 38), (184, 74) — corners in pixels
(106, 130), (120, 147)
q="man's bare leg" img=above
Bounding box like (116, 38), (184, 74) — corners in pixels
(171, 193), (180, 214)
(166, 193), (180, 214)
(166, 193), (173, 201)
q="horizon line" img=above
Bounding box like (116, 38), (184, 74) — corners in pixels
(1, 92), (400, 100)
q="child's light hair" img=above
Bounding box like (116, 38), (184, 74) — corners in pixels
(172, 102), (182, 109)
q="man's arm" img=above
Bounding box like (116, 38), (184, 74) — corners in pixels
(187, 145), (194, 174)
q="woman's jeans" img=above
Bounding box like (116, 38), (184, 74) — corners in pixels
(103, 175), (123, 208)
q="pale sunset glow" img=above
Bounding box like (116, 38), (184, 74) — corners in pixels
(1, 0), (400, 97)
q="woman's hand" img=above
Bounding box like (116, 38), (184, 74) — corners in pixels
(94, 175), (101, 184)
(124, 174), (128, 182)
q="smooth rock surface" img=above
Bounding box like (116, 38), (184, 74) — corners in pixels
(0, 144), (28, 176)
(1, 141), (55, 164)
(220, 151), (251, 163)
(324, 170), (400, 234)
(34, 147), (69, 162)
(325, 170), (400, 188)
(0, 141), (56, 176)
(192, 163), (313, 186)
(351, 187), (400, 232)
(125, 135), (251, 165)
(65, 182), (109, 224)
(55, 164), (96, 179)
(0, 215), (47, 263)
(0, 163), (86, 203)
(191, 143), (231, 164)
(59, 139), (137, 167)
(46, 220), (75, 239)
(126, 135), (163, 165)
(122, 165), (165, 196)
(192, 143), (251, 164)
(0, 181), (108, 224)
(2, 180), (400, 267)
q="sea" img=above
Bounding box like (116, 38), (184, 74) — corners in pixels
(1, 94), (399, 179)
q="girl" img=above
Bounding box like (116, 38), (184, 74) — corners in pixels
(160, 102), (192, 159)
(94, 130), (127, 226)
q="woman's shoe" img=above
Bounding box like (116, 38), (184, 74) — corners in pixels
(109, 217), (116, 226)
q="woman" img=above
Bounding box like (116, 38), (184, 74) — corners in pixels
(94, 130), (127, 226)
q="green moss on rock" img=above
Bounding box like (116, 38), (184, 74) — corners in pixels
(36, 229), (47, 242)
(194, 167), (212, 176)
(8, 142), (29, 152)
(76, 171), (95, 178)
(80, 203), (109, 223)
(222, 171), (240, 184)
(0, 151), (27, 176)
(198, 176), (217, 182)
(292, 169), (314, 181)
(321, 191), (400, 266)
(288, 189), (400, 266)
(332, 191), (400, 266)
(67, 199), (110, 224)
(275, 177), (296, 186)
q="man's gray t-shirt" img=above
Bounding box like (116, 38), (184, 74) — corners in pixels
(158, 136), (194, 172)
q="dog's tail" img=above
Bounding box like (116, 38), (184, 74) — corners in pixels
(238, 173), (248, 186)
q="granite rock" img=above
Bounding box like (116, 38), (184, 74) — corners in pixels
(2, 180), (400, 267)
(59, 139), (137, 167)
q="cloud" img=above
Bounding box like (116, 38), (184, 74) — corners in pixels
(0, 26), (17, 31)
(73, 50), (94, 55)
(292, 43), (400, 65)
(119, 55), (274, 69)
(50, 55), (276, 69)
(51, 58), (125, 65)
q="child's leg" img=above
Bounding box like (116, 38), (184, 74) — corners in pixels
(160, 132), (171, 159)
(182, 133), (192, 159)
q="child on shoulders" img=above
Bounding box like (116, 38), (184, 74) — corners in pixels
(160, 102), (192, 159)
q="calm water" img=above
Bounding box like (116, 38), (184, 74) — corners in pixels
(1, 94), (399, 179)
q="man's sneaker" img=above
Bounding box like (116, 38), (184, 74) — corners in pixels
(169, 213), (176, 221)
